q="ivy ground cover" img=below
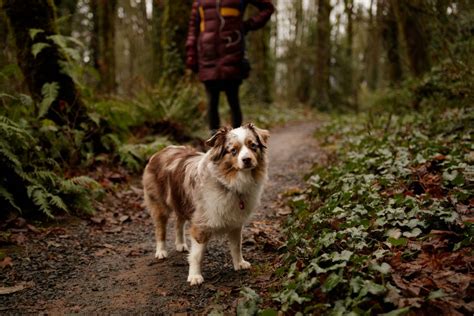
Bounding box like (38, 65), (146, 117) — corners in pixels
(274, 107), (473, 315)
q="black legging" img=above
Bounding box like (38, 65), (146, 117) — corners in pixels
(204, 80), (243, 131)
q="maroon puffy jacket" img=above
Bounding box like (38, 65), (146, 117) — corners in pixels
(185, 0), (274, 82)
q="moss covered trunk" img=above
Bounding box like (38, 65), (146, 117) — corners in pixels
(380, 0), (403, 84)
(314, 0), (331, 110)
(152, 0), (164, 83)
(160, 0), (193, 80)
(91, 0), (117, 93)
(246, 6), (274, 104)
(2, 0), (89, 128)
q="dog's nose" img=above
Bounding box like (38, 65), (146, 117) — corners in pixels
(242, 157), (252, 166)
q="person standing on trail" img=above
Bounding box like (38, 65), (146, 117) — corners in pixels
(185, 0), (275, 135)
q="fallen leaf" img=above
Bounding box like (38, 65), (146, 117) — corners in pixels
(119, 215), (130, 224)
(94, 249), (109, 257)
(90, 217), (105, 225)
(429, 230), (459, 236)
(130, 186), (143, 195)
(0, 282), (34, 295)
(104, 227), (122, 233)
(392, 274), (421, 296)
(11, 233), (27, 245)
(277, 207), (292, 216)
(433, 154), (446, 161)
(13, 217), (26, 228)
(0, 257), (13, 269)
(47, 241), (61, 248)
(26, 224), (40, 233)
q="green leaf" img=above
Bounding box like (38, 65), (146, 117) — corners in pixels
(371, 262), (391, 274)
(402, 228), (422, 238)
(365, 280), (386, 295)
(29, 28), (44, 40)
(349, 276), (364, 294)
(64, 35), (85, 48)
(322, 273), (342, 293)
(386, 228), (402, 239)
(237, 287), (261, 316)
(259, 309), (278, 316)
(332, 250), (353, 262)
(428, 289), (446, 300)
(38, 82), (59, 118)
(378, 307), (410, 316)
(387, 237), (408, 247)
(47, 34), (67, 50)
(31, 43), (51, 58)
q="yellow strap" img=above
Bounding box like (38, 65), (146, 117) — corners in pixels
(220, 7), (240, 17)
(199, 6), (205, 32)
(199, 6), (240, 32)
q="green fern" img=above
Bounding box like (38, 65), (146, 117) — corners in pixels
(27, 185), (54, 218)
(0, 115), (100, 218)
(39, 82), (59, 118)
(0, 187), (21, 212)
(0, 141), (22, 168)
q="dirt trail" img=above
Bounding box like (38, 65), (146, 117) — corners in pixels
(0, 121), (324, 314)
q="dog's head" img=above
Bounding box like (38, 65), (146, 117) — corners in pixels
(206, 123), (269, 173)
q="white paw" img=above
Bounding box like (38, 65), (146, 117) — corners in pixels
(155, 249), (168, 259)
(187, 274), (204, 285)
(234, 260), (251, 271)
(175, 243), (189, 252)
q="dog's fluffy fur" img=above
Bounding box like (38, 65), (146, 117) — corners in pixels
(142, 123), (269, 285)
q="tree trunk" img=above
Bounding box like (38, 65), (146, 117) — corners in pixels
(366, 0), (380, 90)
(246, 6), (274, 104)
(160, 0), (193, 80)
(390, 0), (431, 77)
(3, 0), (89, 128)
(380, 0), (403, 84)
(91, 0), (117, 93)
(0, 9), (9, 68)
(152, 0), (163, 83)
(343, 0), (357, 109)
(314, 0), (331, 110)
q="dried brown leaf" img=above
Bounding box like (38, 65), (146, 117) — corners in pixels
(0, 282), (34, 295)
(0, 257), (13, 269)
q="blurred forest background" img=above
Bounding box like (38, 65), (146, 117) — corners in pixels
(0, 0), (472, 217)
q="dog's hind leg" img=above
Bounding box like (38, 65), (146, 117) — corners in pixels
(153, 212), (169, 259)
(145, 194), (170, 259)
(175, 216), (189, 252)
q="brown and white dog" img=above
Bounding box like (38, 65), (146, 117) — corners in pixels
(142, 123), (269, 285)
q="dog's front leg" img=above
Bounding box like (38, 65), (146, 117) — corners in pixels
(187, 234), (208, 285)
(228, 227), (251, 270)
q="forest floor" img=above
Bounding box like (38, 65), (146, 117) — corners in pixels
(0, 120), (326, 314)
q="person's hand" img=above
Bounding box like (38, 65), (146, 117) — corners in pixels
(185, 68), (195, 77)
(186, 56), (198, 73)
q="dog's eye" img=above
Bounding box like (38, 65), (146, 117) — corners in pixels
(230, 148), (238, 156)
(250, 143), (258, 150)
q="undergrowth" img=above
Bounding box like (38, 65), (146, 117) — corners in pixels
(0, 116), (102, 218)
(271, 105), (473, 314)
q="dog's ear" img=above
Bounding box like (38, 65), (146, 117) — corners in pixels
(245, 123), (270, 149)
(206, 127), (230, 161)
(205, 126), (230, 148)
